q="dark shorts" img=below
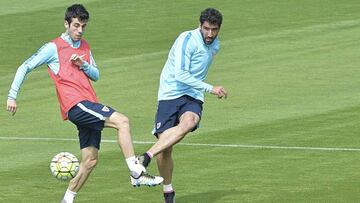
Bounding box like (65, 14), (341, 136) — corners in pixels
(68, 100), (116, 150)
(152, 95), (203, 137)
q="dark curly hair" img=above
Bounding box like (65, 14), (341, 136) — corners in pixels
(65, 4), (89, 24)
(199, 8), (223, 27)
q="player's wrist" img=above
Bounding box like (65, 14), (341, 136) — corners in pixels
(7, 96), (16, 101)
(205, 84), (213, 93)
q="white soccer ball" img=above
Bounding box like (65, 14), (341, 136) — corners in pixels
(50, 152), (80, 180)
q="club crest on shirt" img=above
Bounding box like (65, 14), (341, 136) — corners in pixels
(102, 106), (110, 112)
(156, 122), (161, 129)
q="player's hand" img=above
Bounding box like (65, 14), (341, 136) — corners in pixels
(6, 99), (17, 116)
(211, 86), (228, 99)
(69, 54), (85, 67)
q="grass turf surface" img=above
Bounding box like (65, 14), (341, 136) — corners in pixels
(1, 0), (360, 202)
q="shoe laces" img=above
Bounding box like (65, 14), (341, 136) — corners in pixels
(136, 155), (145, 165)
(140, 172), (156, 180)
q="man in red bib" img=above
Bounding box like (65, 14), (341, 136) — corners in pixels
(6, 4), (163, 203)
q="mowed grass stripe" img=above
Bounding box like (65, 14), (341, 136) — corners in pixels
(0, 0), (99, 16)
(1, 136), (360, 152)
(1, 17), (359, 81)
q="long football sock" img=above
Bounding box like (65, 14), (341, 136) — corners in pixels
(63, 188), (77, 203)
(163, 184), (174, 193)
(142, 152), (152, 168)
(126, 156), (144, 178)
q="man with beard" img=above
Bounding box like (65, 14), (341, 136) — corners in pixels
(137, 8), (227, 203)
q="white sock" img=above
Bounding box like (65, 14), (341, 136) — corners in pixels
(63, 189), (77, 203)
(163, 184), (174, 193)
(126, 156), (145, 178)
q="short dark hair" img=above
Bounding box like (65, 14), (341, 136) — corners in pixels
(65, 4), (89, 24)
(199, 8), (223, 27)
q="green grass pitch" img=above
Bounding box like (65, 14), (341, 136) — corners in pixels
(1, 0), (360, 202)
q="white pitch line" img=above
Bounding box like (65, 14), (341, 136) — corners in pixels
(0, 136), (360, 152)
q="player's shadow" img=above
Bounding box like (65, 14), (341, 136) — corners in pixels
(176, 189), (239, 203)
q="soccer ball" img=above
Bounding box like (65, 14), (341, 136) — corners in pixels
(50, 152), (80, 180)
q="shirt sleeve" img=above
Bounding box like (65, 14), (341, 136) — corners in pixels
(80, 51), (99, 82)
(7, 42), (56, 100)
(173, 33), (213, 93)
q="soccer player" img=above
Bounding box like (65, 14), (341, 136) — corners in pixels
(5, 4), (162, 203)
(137, 8), (227, 203)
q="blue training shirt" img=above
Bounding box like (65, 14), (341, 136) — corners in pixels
(158, 28), (220, 102)
(8, 33), (99, 100)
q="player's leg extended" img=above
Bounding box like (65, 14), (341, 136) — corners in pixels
(105, 112), (135, 158)
(149, 111), (200, 156)
(105, 112), (144, 177)
(105, 111), (163, 186)
(68, 146), (98, 192)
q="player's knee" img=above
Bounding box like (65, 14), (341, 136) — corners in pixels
(112, 112), (130, 130)
(178, 117), (198, 134)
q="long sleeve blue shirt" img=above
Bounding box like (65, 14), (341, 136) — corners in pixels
(158, 28), (220, 102)
(8, 33), (99, 100)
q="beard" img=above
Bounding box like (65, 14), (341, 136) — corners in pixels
(200, 30), (217, 45)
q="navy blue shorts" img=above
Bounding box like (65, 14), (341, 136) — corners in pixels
(68, 100), (116, 150)
(152, 95), (203, 137)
